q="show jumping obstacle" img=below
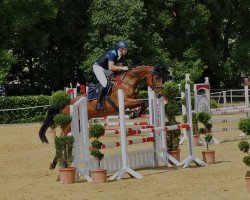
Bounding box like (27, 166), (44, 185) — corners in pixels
(194, 77), (249, 142)
(70, 81), (207, 182)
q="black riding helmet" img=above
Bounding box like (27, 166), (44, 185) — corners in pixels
(116, 41), (129, 50)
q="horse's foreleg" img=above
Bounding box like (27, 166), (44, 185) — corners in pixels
(124, 99), (148, 118)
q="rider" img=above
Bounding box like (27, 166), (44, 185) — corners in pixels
(93, 41), (129, 110)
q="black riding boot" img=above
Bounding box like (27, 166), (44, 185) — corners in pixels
(95, 86), (105, 110)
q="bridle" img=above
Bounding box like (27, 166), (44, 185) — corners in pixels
(145, 70), (163, 93)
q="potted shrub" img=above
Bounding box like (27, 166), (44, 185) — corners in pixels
(239, 118), (250, 136)
(205, 121), (213, 133)
(183, 113), (200, 146)
(166, 121), (181, 163)
(53, 113), (76, 184)
(202, 133), (215, 164)
(89, 123), (106, 183)
(54, 135), (76, 184)
(238, 118), (250, 192)
(238, 141), (250, 193)
(196, 112), (211, 127)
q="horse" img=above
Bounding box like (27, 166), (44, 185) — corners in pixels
(39, 65), (166, 169)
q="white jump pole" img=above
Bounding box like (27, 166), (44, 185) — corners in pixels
(179, 74), (190, 145)
(70, 96), (92, 182)
(244, 78), (249, 117)
(180, 83), (207, 168)
(109, 82), (143, 181)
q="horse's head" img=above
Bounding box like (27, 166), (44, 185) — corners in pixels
(146, 65), (164, 98)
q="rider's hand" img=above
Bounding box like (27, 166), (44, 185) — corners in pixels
(122, 66), (129, 71)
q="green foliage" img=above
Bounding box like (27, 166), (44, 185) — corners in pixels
(163, 82), (180, 101)
(89, 123), (105, 168)
(0, 95), (49, 124)
(90, 149), (104, 161)
(89, 124), (105, 139)
(238, 141), (250, 153)
(210, 99), (219, 109)
(181, 96), (195, 108)
(204, 133), (213, 151)
(243, 155), (250, 167)
(199, 127), (207, 134)
(91, 139), (103, 149)
(180, 80), (194, 93)
(166, 121), (181, 151)
(165, 101), (180, 122)
(138, 90), (148, 99)
(1, 0), (250, 95)
(238, 141), (250, 167)
(0, 50), (16, 84)
(183, 113), (198, 133)
(49, 90), (71, 110)
(54, 113), (72, 128)
(197, 112), (211, 125)
(205, 121), (213, 130)
(238, 118), (250, 135)
(54, 136), (74, 168)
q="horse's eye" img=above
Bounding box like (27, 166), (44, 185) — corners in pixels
(154, 76), (161, 80)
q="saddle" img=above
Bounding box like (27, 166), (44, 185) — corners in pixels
(87, 81), (113, 101)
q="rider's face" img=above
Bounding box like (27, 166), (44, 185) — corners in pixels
(121, 48), (128, 55)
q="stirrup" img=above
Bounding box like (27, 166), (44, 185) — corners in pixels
(95, 103), (104, 110)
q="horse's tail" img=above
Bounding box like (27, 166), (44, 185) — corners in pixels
(39, 106), (60, 143)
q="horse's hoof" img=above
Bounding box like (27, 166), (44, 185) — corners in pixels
(49, 163), (56, 170)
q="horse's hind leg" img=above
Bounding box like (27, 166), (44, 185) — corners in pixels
(50, 156), (58, 170)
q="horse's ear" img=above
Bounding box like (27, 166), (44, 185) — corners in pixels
(153, 64), (165, 76)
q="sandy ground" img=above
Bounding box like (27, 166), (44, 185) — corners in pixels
(1, 122), (250, 200)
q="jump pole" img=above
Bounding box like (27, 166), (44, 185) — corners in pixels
(70, 96), (92, 182)
(109, 81), (143, 181)
(179, 74), (190, 145)
(244, 78), (249, 117)
(180, 83), (207, 168)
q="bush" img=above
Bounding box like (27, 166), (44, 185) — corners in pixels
(183, 112), (198, 133)
(165, 101), (180, 121)
(163, 82), (180, 101)
(179, 79), (194, 92)
(54, 113), (72, 128)
(89, 123), (105, 168)
(54, 136), (74, 168)
(0, 95), (49, 124)
(199, 127), (207, 134)
(91, 140), (103, 149)
(49, 90), (71, 109)
(210, 99), (219, 108)
(238, 141), (250, 167)
(204, 133), (213, 151)
(197, 112), (211, 125)
(166, 121), (181, 151)
(238, 141), (250, 153)
(138, 90), (148, 99)
(89, 124), (105, 139)
(238, 118), (250, 135)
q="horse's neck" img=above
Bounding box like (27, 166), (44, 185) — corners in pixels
(131, 66), (152, 79)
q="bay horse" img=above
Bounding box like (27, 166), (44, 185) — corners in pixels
(39, 65), (165, 169)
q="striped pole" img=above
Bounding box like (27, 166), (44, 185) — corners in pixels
(109, 80), (143, 181)
(180, 83), (207, 168)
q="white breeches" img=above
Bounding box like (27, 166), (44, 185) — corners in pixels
(93, 64), (113, 88)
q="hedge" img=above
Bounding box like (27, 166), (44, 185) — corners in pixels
(0, 96), (50, 124)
